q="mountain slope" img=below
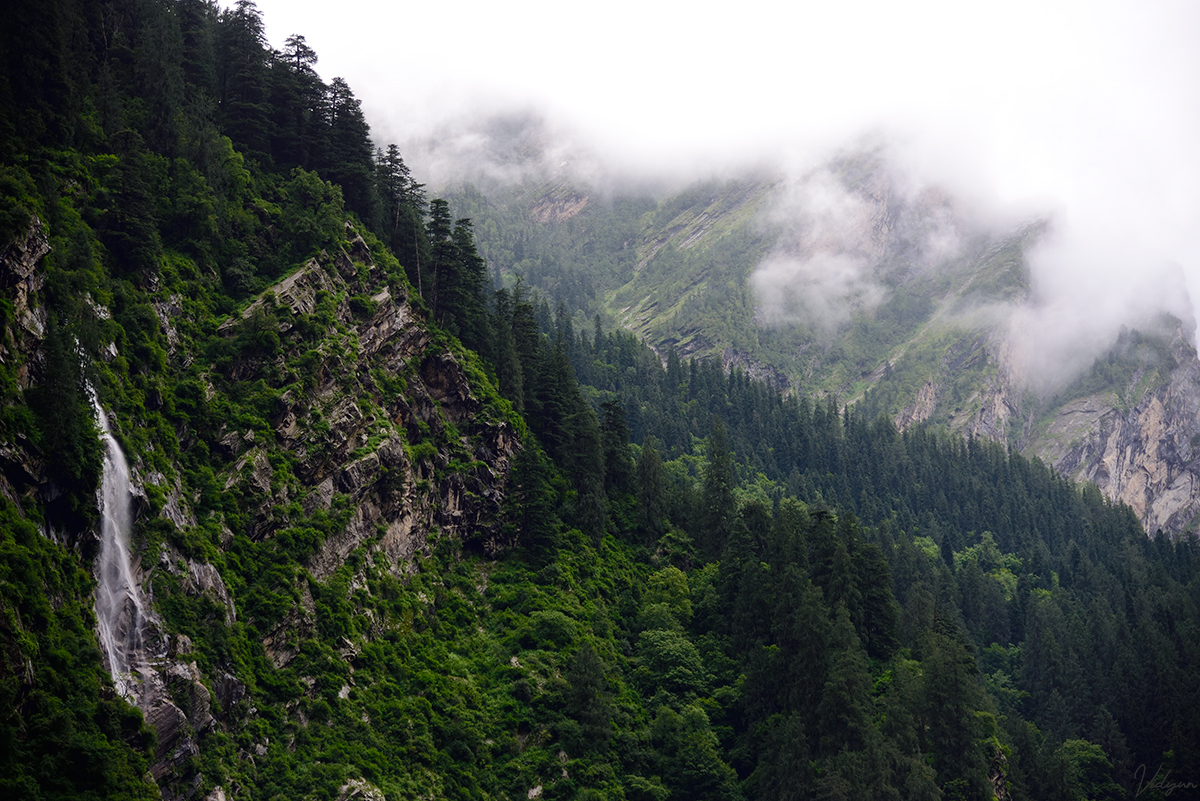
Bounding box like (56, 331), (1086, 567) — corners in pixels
(4, 4), (1200, 801)
(454, 145), (1200, 537)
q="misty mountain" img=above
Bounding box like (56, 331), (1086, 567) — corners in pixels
(440, 129), (1200, 537)
(4, 3), (1200, 800)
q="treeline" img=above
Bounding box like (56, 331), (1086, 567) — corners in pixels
(0, 0), (483, 321)
(505, 302), (1200, 799)
(457, 266), (1200, 797)
(2, 1), (1199, 800)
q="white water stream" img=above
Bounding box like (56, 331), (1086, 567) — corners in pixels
(92, 392), (145, 698)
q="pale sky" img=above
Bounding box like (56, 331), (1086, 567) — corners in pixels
(235, 0), (1200, 359)
(239, 0), (1199, 180)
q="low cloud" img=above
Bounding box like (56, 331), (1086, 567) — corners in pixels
(1006, 229), (1196, 393)
(751, 162), (887, 334)
(753, 251), (885, 335)
(749, 136), (1198, 395)
(750, 141), (971, 336)
(247, 0), (1200, 396)
(396, 109), (603, 191)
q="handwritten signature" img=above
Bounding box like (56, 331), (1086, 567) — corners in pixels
(1135, 764), (1199, 798)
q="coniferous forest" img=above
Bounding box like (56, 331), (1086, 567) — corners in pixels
(1, 2), (1199, 800)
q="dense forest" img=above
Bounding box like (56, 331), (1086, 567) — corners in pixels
(2, 1), (1199, 800)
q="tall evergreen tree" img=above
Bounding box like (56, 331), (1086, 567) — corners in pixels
(322, 76), (377, 221)
(425, 197), (454, 313)
(269, 33), (327, 171)
(600, 399), (635, 499)
(490, 287), (525, 411)
(636, 440), (669, 543)
(565, 643), (613, 752)
(700, 417), (735, 560)
(215, 0), (272, 160)
(917, 622), (992, 800)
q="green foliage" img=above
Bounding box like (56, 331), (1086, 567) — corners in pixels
(4, 3), (1200, 800)
(0, 500), (157, 800)
(0, 164), (42, 244)
(280, 168), (344, 266)
(27, 314), (102, 529)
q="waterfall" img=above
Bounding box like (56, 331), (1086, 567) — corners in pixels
(92, 392), (145, 698)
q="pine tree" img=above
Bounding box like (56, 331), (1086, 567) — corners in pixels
(636, 440), (669, 543)
(490, 287), (524, 411)
(565, 643), (613, 752)
(425, 197), (454, 315)
(215, 0), (272, 161)
(507, 445), (560, 564)
(322, 77), (377, 222)
(600, 399), (635, 499)
(816, 604), (875, 757)
(917, 622), (991, 799)
(700, 417), (735, 561)
(270, 33), (327, 171)
(30, 314), (102, 529)
(446, 218), (489, 354)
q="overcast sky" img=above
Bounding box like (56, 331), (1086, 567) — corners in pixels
(234, 0), (1200, 361)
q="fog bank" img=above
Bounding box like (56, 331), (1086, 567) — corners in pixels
(231, 0), (1200, 389)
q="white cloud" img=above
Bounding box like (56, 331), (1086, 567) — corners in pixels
(232, 0), (1200, 370)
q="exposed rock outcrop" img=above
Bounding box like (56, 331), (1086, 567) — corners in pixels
(896, 380), (938, 432)
(1048, 330), (1200, 535)
(0, 216), (49, 507)
(904, 318), (1200, 537)
(202, 232), (521, 673)
(0, 214), (523, 793)
(0, 215), (49, 339)
(532, 187), (589, 223)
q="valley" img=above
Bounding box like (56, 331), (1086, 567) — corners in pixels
(1, 2), (1198, 800)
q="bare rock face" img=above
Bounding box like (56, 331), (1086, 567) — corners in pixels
(0, 217), (50, 506)
(114, 619), (214, 787)
(0, 215), (49, 339)
(113, 229), (521, 792)
(896, 381), (939, 432)
(337, 779), (387, 801)
(721, 346), (791, 392)
(217, 234), (520, 569)
(962, 338), (1028, 444)
(261, 582), (316, 669)
(532, 189), (589, 223)
(0, 207), (521, 796)
(203, 227), (520, 673)
(946, 321), (1200, 538)
(1049, 332), (1200, 536)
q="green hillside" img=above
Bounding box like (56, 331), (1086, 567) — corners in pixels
(451, 143), (1191, 459)
(2, 2), (1199, 801)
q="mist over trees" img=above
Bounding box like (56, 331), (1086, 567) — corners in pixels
(1, 2), (1198, 800)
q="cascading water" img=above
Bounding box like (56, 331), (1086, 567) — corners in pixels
(92, 391), (145, 698)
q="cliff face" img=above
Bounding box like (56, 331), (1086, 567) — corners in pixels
(217, 230), (519, 567)
(217, 232), (521, 673)
(1036, 330), (1200, 536)
(162, 230), (517, 788)
(891, 315), (1200, 537)
(1, 217), (522, 794)
(0, 217), (50, 506)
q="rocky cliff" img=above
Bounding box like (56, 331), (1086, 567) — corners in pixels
(1034, 325), (1200, 536)
(1, 217), (522, 795)
(887, 311), (1200, 536)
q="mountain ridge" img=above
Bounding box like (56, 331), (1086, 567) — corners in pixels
(452, 153), (1200, 537)
(3, 4), (1200, 799)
